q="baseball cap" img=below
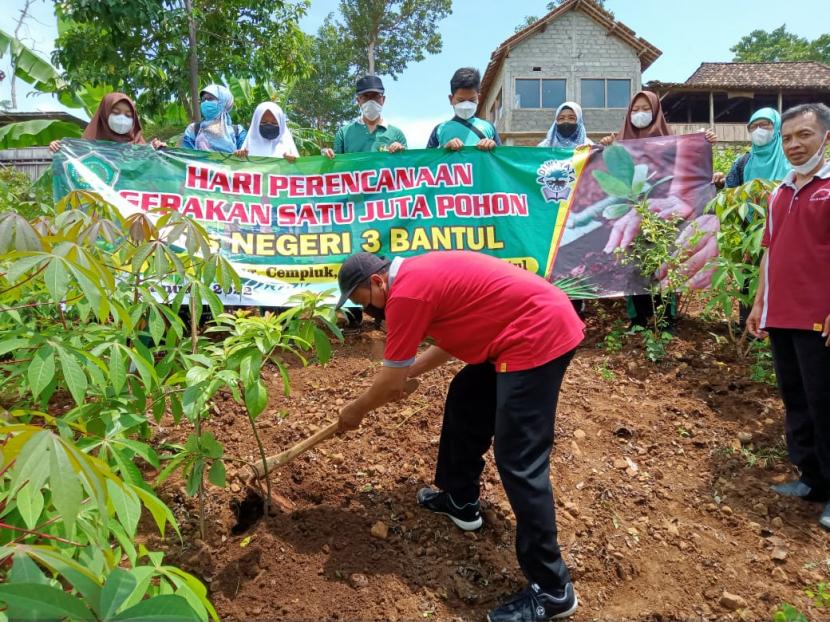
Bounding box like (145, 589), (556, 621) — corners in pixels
(356, 75), (385, 95)
(336, 252), (391, 308)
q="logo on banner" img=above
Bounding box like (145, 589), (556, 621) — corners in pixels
(63, 151), (120, 191)
(536, 159), (575, 203)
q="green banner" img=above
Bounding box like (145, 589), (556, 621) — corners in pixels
(53, 140), (586, 306)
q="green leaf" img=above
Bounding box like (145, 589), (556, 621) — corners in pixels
(131, 485), (179, 538)
(602, 203), (631, 221)
(148, 306), (165, 346)
(57, 347), (88, 406)
(8, 553), (48, 586)
(208, 460), (226, 488)
(99, 568), (137, 620)
(107, 479), (141, 538)
(112, 594), (200, 622)
(109, 345), (126, 394)
(603, 144), (635, 185)
(27, 345), (55, 401)
(43, 257), (69, 302)
(15, 482), (44, 530)
(0, 338), (32, 357)
(592, 170), (633, 199)
(0, 119), (82, 149)
(313, 328), (332, 365)
(239, 349), (262, 387)
(0, 583), (93, 621)
(185, 458), (204, 497)
(244, 379), (268, 419)
(200, 432), (224, 460)
(48, 435), (82, 536)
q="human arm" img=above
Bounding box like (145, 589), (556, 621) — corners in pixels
(746, 251), (769, 339)
(338, 365), (411, 431)
(407, 345), (452, 378)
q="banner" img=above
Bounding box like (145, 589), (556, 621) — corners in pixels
(53, 140), (588, 305)
(551, 133), (716, 296)
(52, 134), (714, 305)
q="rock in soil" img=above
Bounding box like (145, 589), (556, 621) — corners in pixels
(370, 521), (389, 540)
(719, 591), (747, 611)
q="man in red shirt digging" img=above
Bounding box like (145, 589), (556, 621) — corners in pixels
(747, 103), (830, 530)
(335, 250), (584, 622)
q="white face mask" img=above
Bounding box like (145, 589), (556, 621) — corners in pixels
(750, 127), (774, 147)
(453, 101), (477, 121)
(360, 100), (383, 122)
(108, 113), (133, 135)
(791, 136), (828, 176)
(630, 111), (653, 129)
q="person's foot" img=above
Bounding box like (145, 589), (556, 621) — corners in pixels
(416, 487), (482, 531)
(820, 501), (830, 531)
(487, 583), (578, 622)
(772, 480), (830, 502)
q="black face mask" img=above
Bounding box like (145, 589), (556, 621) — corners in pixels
(363, 283), (386, 321)
(259, 123), (281, 140)
(557, 122), (578, 138)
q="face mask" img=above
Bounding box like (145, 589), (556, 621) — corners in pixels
(453, 101), (477, 121)
(200, 100), (221, 121)
(363, 281), (386, 321)
(557, 122), (578, 137)
(791, 136), (828, 176)
(107, 113), (133, 135)
(630, 111), (653, 129)
(361, 100), (383, 121)
(751, 127), (774, 147)
(259, 123), (280, 140)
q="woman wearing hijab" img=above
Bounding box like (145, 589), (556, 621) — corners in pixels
(183, 84), (247, 153)
(599, 91), (718, 327)
(539, 102), (593, 149)
(714, 108), (791, 188)
(49, 92), (160, 152)
(235, 102), (299, 161)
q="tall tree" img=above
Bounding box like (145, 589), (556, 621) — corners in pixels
(286, 16), (356, 138)
(9, 0), (36, 109)
(731, 25), (829, 64)
(337, 0), (452, 77)
(52, 0), (313, 121)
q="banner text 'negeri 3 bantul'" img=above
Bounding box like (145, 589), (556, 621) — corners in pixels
(52, 140), (585, 304)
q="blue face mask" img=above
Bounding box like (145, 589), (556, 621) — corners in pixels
(200, 100), (221, 121)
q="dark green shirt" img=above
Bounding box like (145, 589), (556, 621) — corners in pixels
(333, 120), (408, 153)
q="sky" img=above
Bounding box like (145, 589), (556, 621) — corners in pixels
(2, 0), (828, 147)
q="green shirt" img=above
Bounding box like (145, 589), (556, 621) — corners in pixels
(333, 120), (408, 154)
(426, 116), (502, 149)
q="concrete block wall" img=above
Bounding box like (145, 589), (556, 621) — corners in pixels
(484, 9), (644, 142)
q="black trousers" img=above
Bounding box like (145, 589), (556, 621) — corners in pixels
(434, 350), (576, 593)
(768, 329), (830, 493)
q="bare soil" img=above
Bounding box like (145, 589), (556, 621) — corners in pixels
(147, 299), (830, 622)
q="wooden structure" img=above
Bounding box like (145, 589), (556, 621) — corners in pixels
(647, 62), (830, 143)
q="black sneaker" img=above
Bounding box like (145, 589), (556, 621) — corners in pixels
(416, 487), (482, 531)
(487, 583), (578, 622)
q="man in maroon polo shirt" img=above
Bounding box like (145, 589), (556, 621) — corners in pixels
(335, 250), (584, 622)
(747, 103), (830, 530)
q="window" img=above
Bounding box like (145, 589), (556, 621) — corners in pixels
(516, 79), (540, 108)
(581, 78), (632, 108)
(515, 78), (566, 109)
(489, 88), (503, 122)
(581, 79), (606, 108)
(542, 80), (566, 109)
(607, 79), (631, 108)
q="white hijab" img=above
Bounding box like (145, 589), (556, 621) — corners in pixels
(241, 102), (299, 158)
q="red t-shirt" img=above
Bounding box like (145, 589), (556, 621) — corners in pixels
(383, 251), (585, 373)
(761, 163), (830, 331)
